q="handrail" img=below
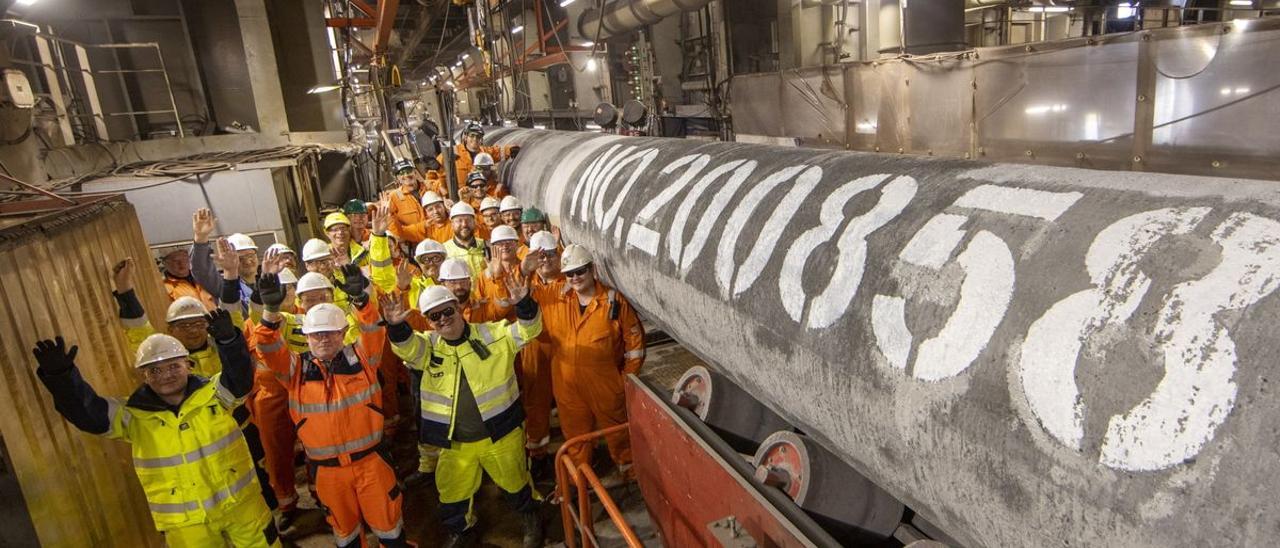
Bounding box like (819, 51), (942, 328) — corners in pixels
(554, 423), (644, 548)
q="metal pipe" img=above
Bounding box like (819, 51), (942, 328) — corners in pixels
(492, 128), (1280, 548)
(577, 0), (714, 41)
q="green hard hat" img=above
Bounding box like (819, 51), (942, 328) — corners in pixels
(342, 199), (368, 215)
(521, 206), (548, 224)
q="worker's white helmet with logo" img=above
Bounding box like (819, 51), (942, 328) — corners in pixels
(418, 285), (459, 313)
(228, 233), (258, 251)
(165, 296), (208, 324)
(438, 258), (471, 281)
(302, 303), (348, 334)
(135, 334), (190, 369)
(560, 244), (593, 273)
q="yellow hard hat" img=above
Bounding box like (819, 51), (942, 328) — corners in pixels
(324, 212), (351, 230)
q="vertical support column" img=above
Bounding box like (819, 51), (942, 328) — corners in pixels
(235, 0), (289, 136)
(1131, 30), (1156, 172)
(71, 44), (110, 140)
(33, 34), (75, 145)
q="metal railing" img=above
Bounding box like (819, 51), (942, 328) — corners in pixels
(2, 19), (184, 144)
(555, 423), (644, 548)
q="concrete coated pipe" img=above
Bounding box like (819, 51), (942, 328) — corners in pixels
(754, 431), (905, 542)
(577, 0), (714, 41)
(489, 128), (1280, 548)
(671, 365), (794, 453)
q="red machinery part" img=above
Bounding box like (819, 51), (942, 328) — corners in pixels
(753, 431), (905, 543)
(671, 365), (794, 453)
(627, 375), (841, 547)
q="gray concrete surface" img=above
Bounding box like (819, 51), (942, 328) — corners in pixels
(492, 128), (1280, 548)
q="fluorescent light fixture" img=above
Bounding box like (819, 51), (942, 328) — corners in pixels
(307, 84), (342, 94)
(586, 59), (598, 71)
(511, 25), (524, 34)
(462, 53), (470, 59)
(1028, 6), (1070, 12)
(1116, 4), (1136, 18)
(1084, 112), (1100, 141)
(1229, 0), (1252, 5)
(585, 123), (603, 130)
(581, 41), (595, 47)
(559, 0), (575, 6)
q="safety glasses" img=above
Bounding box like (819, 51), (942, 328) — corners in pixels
(564, 267), (590, 279)
(417, 254), (446, 266)
(143, 361), (186, 379)
(428, 306), (457, 322)
(170, 319), (209, 332)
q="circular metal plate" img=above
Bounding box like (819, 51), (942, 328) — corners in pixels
(753, 431), (810, 504)
(671, 365), (712, 418)
(593, 102), (620, 129)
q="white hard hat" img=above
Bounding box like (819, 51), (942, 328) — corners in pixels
(474, 152), (495, 167)
(228, 233), (258, 251)
(421, 191), (444, 207)
(414, 239), (446, 261)
(302, 303), (348, 334)
(560, 244), (593, 272)
(297, 272), (334, 294)
(301, 238), (332, 262)
(135, 334), (190, 369)
(489, 225), (518, 244)
(279, 268), (299, 285)
(418, 285), (458, 313)
(499, 196), (522, 213)
(267, 243), (294, 256)
(479, 196), (501, 211)
(438, 258), (471, 281)
(450, 202), (475, 218)
(529, 230), (558, 252)
(165, 296), (207, 323)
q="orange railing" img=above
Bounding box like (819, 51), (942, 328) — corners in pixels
(554, 423), (644, 548)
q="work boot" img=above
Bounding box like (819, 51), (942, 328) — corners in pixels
(522, 510), (545, 548)
(529, 455), (553, 483)
(404, 470), (434, 489)
(443, 527), (480, 548)
(277, 508), (302, 539)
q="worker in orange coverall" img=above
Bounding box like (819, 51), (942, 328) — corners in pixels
(518, 231), (564, 480)
(539, 244), (645, 477)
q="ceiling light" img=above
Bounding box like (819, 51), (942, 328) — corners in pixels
(1229, 0), (1252, 5)
(512, 25), (524, 34)
(15, 0), (39, 6)
(1028, 6), (1069, 12)
(586, 59), (598, 71)
(581, 41), (595, 47)
(559, 0), (575, 6)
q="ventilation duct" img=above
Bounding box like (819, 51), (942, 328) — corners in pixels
(577, 0), (714, 41)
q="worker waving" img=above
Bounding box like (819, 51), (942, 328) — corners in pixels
(381, 270), (544, 548)
(253, 266), (407, 548)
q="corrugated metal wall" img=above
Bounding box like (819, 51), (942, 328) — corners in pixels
(0, 196), (167, 547)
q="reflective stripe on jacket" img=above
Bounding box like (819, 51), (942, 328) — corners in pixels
(392, 316), (541, 448)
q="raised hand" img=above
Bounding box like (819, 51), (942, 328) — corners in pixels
(257, 273), (285, 308)
(339, 264), (369, 298)
(504, 269), (529, 303)
(378, 293), (410, 325)
(192, 208), (216, 243)
(371, 199), (391, 235)
(205, 309), (237, 342)
(32, 336), (78, 375)
(260, 247), (284, 275)
(395, 260), (414, 291)
(112, 257), (134, 293)
(212, 237), (239, 278)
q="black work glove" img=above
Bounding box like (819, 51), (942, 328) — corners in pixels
(205, 309), (237, 342)
(249, 283), (263, 305)
(32, 336), (79, 375)
(257, 273), (285, 310)
(508, 145), (521, 159)
(339, 264), (370, 303)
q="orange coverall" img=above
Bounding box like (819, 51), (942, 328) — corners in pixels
(255, 303), (405, 547)
(387, 187), (428, 245)
(521, 274), (565, 453)
(242, 319), (299, 512)
(541, 281), (645, 467)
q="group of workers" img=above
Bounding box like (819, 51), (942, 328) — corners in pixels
(29, 122), (647, 548)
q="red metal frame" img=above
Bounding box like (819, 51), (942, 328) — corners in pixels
(554, 424), (644, 548)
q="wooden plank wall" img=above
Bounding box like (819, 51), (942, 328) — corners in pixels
(0, 196), (170, 547)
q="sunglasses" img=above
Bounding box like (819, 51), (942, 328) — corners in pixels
(428, 306), (457, 322)
(564, 267), (590, 278)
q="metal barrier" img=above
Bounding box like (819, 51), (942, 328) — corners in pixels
(554, 423), (644, 548)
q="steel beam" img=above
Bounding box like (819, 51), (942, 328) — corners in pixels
(492, 128), (1280, 548)
(373, 0), (401, 57)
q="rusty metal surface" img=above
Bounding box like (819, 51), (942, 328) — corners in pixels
(493, 127), (1280, 547)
